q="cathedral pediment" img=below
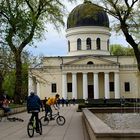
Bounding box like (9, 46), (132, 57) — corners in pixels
(63, 56), (118, 65)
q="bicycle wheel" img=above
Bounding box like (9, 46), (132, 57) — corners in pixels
(7, 117), (16, 122)
(56, 116), (65, 125)
(38, 120), (42, 135)
(40, 116), (49, 126)
(16, 118), (24, 122)
(27, 122), (34, 137)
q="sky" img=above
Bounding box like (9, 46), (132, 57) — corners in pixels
(26, 0), (129, 57)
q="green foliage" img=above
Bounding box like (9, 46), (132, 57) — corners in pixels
(95, 0), (140, 40)
(0, 0), (76, 101)
(0, 0), (76, 46)
(110, 44), (134, 56)
(0, 46), (38, 99)
(95, 0), (140, 70)
(128, 1), (140, 40)
(0, 46), (15, 94)
(3, 71), (15, 98)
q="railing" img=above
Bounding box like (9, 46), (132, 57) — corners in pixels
(119, 64), (138, 70)
(61, 64), (138, 71)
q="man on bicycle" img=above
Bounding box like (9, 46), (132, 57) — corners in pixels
(45, 94), (60, 121)
(27, 92), (43, 132)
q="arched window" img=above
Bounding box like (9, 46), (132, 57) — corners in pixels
(86, 38), (91, 50)
(87, 61), (93, 65)
(96, 38), (101, 50)
(68, 41), (70, 52)
(107, 39), (110, 51)
(77, 38), (81, 50)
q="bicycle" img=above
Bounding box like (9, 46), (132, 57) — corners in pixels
(40, 109), (65, 126)
(27, 116), (42, 137)
(0, 110), (24, 122)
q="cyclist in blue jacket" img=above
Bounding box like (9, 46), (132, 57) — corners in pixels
(27, 92), (43, 132)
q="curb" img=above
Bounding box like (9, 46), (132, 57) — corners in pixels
(0, 106), (26, 116)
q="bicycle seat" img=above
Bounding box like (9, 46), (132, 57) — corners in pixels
(28, 110), (39, 113)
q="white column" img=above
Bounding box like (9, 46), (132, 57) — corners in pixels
(28, 76), (33, 96)
(62, 73), (67, 99)
(94, 73), (99, 99)
(104, 72), (110, 99)
(72, 73), (77, 99)
(83, 73), (88, 99)
(37, 82), (40, 97)
(115, 72), (120, 99)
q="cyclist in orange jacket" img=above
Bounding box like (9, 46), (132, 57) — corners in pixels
(45, 94), (60, 120)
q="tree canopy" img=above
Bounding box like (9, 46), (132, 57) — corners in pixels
(93, 0), (140, 70)
(0, 45), (39, 100)
(110, 44), (135, 56)
(0, 0), (76, 102)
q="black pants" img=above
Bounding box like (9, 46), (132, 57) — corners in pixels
(45, 104), (52, 118)
(30, 112), (39, 130)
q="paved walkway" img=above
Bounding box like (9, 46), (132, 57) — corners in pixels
(0, 105), (90, 140)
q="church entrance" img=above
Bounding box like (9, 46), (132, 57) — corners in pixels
(88, 85), (94, 99)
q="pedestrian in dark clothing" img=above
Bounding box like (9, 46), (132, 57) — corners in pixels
(103, 97), (107, 104)
(2, 98), (11, 113)
(43, 97), (47, 110)
(0, 94), (11, 113)
(72, 98), (76, 105)
(57, 98), (61, 107)
(65, 98), (69, 107)
(61, 97), (65, 107)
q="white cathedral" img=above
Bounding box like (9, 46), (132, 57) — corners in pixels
(28, 1), (139, 100)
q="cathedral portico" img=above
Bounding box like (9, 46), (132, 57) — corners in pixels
(61, 71), (120, 100)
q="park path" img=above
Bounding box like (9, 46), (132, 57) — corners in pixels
(0, 105), (90, 140)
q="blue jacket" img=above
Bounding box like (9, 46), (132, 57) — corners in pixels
(27, 94), (42, 112)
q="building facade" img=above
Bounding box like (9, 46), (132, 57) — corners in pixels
(28, 1), (140, 100)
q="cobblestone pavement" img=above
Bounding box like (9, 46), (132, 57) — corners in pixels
(0, 105), (90, 140)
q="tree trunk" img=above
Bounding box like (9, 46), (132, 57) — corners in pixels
(0, 73), (4, 95)
(125, 37), (140, 71)
(121, 24), (140, 71)
(14, 51), (22, 104)
(133, 46), (140, 71)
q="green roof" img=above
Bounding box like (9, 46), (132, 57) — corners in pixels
(67, 1), (109, 29)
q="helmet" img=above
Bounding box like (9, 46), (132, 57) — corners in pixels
(55, 94), (60, 98)
(30, 92), (35, 95)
